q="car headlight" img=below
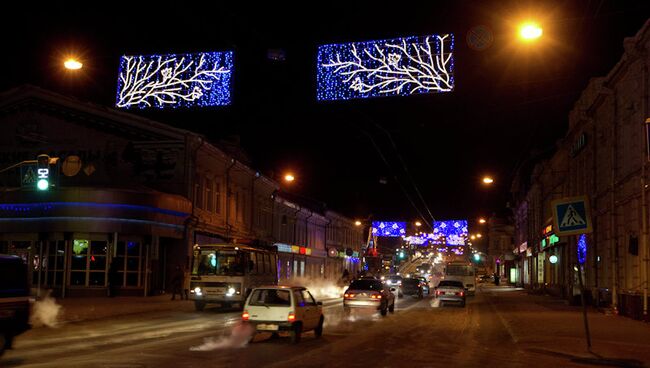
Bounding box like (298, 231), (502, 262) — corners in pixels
(193, 287), (202, 296)
(226, 287), (236, 296)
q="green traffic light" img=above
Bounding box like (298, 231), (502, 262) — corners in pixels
(37, 178), (49, 191)
(473, 253), (480, 261)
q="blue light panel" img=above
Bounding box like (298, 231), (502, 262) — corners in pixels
(116, 51), (233, 109)
(432, 220), (468, 245)
(372, 221), (406, 237)
(317, 34), (454, 101)
(577, 234), (587, 265)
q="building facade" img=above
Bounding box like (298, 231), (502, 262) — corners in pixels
(0, 85), (361, 297)
(511, 20), (650, 319)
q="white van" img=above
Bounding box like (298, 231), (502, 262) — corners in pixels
(242, 286), (324, 343)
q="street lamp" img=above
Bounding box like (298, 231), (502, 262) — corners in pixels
(518, 22), (543, 42)
(415, 221), (422, 227)
(64, 58), (83, 70)
(354, 220), (362, 227)
(478, 218), (486, 224)
(482, 176), (494, 185)
(284, 173), (295, 182)
(476, 233), (482, 238)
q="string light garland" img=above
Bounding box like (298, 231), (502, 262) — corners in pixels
(577, 234), (587, 265)
(317, 34), (454, 101)
(371, 221), (407, 237)
(116, 51), (233, 109)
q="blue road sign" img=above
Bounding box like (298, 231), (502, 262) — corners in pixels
(551, 196), (593, 236)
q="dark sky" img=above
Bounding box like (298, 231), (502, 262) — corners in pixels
(1, 2), (649, 227)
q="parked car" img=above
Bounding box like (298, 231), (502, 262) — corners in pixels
(0, 255), (31, 356)
(401, 278), (424, 299)
(242, 286), (323, 344)
(344, 279), (396, 316)
(435, 280), (466, 307)
(418, 276), (430, 295)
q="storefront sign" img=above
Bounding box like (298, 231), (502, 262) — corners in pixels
(275, 243), (293, 253)
(291, 246), (300, 254)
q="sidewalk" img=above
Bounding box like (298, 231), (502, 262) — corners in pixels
(482, 284), (650, 366)
(38, 294), (343, 326)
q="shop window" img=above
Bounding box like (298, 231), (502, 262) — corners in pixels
(46, 241), (65, 287)
(70, 239), (108, 287)
(113, 240), (142, 287)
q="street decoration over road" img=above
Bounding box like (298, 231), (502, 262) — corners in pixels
(317, 34), (454, 101)
(432, 220), (468, 245)
(551, 196), (593, 236)
(371, 221), (406, 237)
(116, 51), (233, 109)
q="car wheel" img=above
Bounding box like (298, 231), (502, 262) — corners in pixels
(314, 317), (324, 338)
(290, 324), (302, 344)
(194, 301), (206, 311)
(439, 301), (444, 307)
(380, 303), (388, 316)
(460, 300), (466, 308)
(389, 301), (395, 313)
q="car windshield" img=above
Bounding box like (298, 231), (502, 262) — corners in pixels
(192, 249), (247, 276)
(438, 280), (464, 288)
(349, 280), (383, 290)
(248, 289), (291, 306)
(385, 276), (402, 282)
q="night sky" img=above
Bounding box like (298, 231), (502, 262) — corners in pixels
(2, 2), (649, 227)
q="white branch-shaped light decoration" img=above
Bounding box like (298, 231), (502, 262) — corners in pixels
(116, 51), (233, 109)
(317, 34), (454, 101)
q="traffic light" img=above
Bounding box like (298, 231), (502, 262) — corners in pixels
(473, 253), (481, 262)
(36, 154), (50, 191)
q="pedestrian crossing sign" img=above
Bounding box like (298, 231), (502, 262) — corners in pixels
(552, 196), (593, 236)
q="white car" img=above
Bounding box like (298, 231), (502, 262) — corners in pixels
(242, 286), (324, 343)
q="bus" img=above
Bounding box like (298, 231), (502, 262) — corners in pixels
(443, 261), (476, 295)
(189, 243), (278, 311)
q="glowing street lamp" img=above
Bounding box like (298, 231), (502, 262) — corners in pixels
(284, 173), (295, 182)
(354, 220), (362, 226)
(518, 22), (543, 42)
(482, 176), (494, 185)
(478, 218), (486, 224)
(64, 58), (83, 70)
(415, 221), (422, 227)
(470, 235), (476, 240)
(476, 233), (482, 238)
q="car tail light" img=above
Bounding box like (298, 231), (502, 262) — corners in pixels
(437, 291), (445, 295)
(370, 294), (382, 299)
(288, 312), (296, 322)
(344, 293), (355, 298)
(242, 311), (250, 321)
(460, 291), (465, 297)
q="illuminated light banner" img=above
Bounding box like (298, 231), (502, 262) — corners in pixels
(317, 34), (454, 101)
(371, 221), (406, 237)
(116, 51), (233, 109)
(432, 220), (468, 245)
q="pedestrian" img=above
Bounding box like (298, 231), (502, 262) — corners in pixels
(107, 260), (119, 297)
(183, 266), (190, 300)
(171, 265), (184, 300)
(494, 272), (500, 286)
